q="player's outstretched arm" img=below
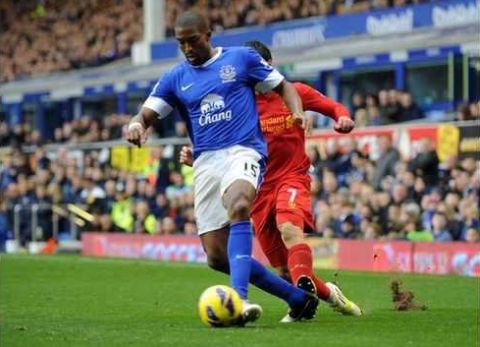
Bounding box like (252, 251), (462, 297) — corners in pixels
(126, 107), (158, 148)
(296, 83), (354, 134)
(273, 80), (305, 128)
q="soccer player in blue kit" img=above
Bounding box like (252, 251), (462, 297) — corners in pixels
(126, 11), (318, 325)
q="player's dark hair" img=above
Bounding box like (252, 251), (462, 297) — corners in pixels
(244, 40), (272, 61)
(175, 10), (210, 32)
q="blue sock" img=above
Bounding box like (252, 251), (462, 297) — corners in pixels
(228, 221), (253, 300)
(250, 258), (306, 308)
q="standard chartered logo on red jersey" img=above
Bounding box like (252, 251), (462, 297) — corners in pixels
(199, 93), (232, 126)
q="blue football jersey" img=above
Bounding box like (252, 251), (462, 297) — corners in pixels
(143, 46), (285, 159)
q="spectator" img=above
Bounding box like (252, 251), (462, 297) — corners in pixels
(408, 138), (439, 187)
(406, 219), (433, 242)
(363, 222), (381, 240)
(464, 228), (480, 243)
(338, 214), (360, 239)
(132, 201), (157, 234)
(398, 91), (424, 122)
(371, 136), (400, 190)
(455, 103), (474, 121)
(430, 212), (453, 242)
(354, 108), (369, 127)
(111, 189), (133, 232)
(98, 214), (121, 233)
(161, 216), (177, 235)
(378, 89), (400, 123)
(351, 91), (366, 115)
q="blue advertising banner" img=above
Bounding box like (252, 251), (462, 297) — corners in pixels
(150, 0), (479, 61)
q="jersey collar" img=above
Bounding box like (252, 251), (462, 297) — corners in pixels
(193, 47), (222, 68)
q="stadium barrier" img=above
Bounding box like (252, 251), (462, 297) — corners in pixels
(82, 233), (480, 277)
(6, 203), (89, 252)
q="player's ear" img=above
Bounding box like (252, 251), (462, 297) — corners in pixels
(206, 31), (212, 39)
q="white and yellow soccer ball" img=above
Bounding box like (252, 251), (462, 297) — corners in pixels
(198, 285), (243, 327)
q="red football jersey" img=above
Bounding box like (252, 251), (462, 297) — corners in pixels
(256, 82), (349, 187)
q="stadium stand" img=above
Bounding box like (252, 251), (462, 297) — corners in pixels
(0, 0), (478, 251)
(164, 0), (436, 36)
(1, 121), (478, 249)
(0, 0), (143, 83)
(0, 0), (438, 82)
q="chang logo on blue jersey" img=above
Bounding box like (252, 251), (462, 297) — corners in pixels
(142, 46), (285, 159)
(199, 94), (232, 126)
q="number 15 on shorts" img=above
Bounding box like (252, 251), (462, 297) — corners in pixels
(244, 162), (259, 178)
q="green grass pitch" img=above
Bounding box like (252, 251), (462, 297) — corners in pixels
(1, 254), (478, 347)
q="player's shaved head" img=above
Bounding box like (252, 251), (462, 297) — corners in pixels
(244, 41), (272, 62)
(174, 10), (214, 66)
(175, 10), (210, 32)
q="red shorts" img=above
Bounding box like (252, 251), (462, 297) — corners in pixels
(251, 175), (314, 267)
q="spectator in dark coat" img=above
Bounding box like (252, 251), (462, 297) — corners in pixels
(408, 138), (439, 187)
(372, 136), (400, 190)
(398, 91), (424, 122)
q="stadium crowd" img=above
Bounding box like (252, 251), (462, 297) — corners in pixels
(0, 125), (479, 249)
(165, 0), (434, 36)
(0, 96), (477, 151)
(0, 0), (435, 83)
(0, 0), (143, 83)
(348, 89), (425, 126)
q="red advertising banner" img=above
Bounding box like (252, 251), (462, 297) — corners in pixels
(337, 240), (413, 273)
(82, 234), (480, 277)
(412, 242), (480, 277)
(82, 233), (269, 264)
(336, 239), (480, 277)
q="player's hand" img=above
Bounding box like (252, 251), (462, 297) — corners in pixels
(179, 146), (193, 167)
(304, 113), (314, 135)
(292, 111), (306, 129)
(126, 121), (147, 148)
(333, 116), (355, 134)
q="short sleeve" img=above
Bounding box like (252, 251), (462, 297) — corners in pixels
(143, 72), (176, 118)
(244, 48), (284, 93)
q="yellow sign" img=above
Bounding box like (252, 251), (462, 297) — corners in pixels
(111, 146), (130, 171)
(110, 146), (151, 173)
(436, 124), (459, 162)
(130, 147), (150, 173)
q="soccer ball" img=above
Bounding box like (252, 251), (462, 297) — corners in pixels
(198, 285), (242, 327)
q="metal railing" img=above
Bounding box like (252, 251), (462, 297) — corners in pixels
(11, 203), (91, 245)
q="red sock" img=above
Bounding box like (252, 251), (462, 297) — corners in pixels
(288, 243), (331, 301)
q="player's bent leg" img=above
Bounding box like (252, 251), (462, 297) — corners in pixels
(279, 222), (332, 301)
(200, 228), (229, 273)
(223, 180), (256, 221)
(199, 225), (318, 323)
(279, 222), (304, 248)
(200, 227), (262, 325)
(223, 179), (263, 325)
(279, 222), (314, 294)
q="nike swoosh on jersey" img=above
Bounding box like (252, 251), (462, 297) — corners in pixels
(181, 83), (194, 91)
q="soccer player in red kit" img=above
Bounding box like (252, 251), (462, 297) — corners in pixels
(244, 41), (361, 318)
(180, 40), (361, 319)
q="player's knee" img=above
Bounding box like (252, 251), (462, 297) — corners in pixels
(227, 196), (252, 221)
(279, 222), (303, 248)
(206, 253), (229, 274)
